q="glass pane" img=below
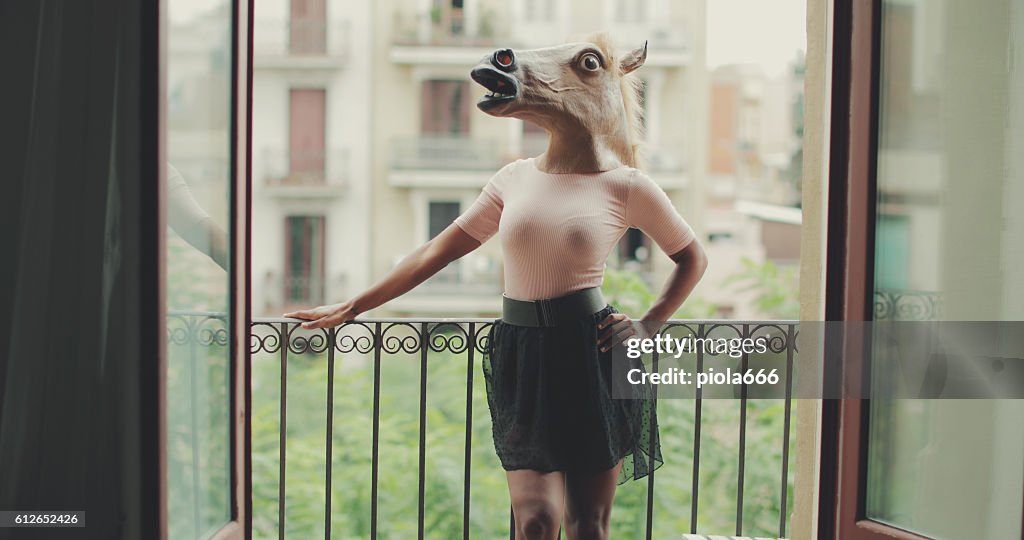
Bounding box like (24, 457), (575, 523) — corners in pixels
(165, 0), (234, 538)
(868, 1), (1024, 538)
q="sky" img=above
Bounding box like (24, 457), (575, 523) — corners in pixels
(705, 0), (807, 75)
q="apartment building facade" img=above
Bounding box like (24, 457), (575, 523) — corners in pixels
(250, 0), (373, 315)
(371, 0), (710, 315)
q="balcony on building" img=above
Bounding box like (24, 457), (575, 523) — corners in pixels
(645, 145), (690, 188)
(164, 310), (800, 539)
(254, 16), (349, 70)
(389, 7), (506, 67)
(259, 147), (349, 198)
(388, 135), (506, 187)
(390, 255), (504, 314)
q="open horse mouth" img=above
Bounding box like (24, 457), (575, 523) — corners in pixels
(470, 66), (518, 111)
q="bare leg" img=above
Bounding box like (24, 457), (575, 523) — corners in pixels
(507, 469), (565, 540)
(563, 460), (623, 540)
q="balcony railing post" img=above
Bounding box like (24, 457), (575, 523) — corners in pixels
(187, 315), (203, 540)
(462, 323), (476, 540)
(736, 323), (751, 536)
(779, 323), (797, 539)
(325, 327), (336, 539)
(690, 324), (705, 534)
(645, 346), (660, 540)
(370, 322), (382, 540)
(279, 322), (289, 540)
(417, 322), (429, 540)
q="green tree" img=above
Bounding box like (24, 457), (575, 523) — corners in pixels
(722, 257), (800, 319)
(602, 267), (718, 320)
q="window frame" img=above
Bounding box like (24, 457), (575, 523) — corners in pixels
(282, 214), (327, 306)
(168, 0), (252, 537)
(818, 1), (1022, 538)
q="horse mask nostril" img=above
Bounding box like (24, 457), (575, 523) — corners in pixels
(492, 49), (516, 71)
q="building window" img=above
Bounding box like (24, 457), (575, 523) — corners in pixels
(421, 80), (471, 135)
(428, 201), (461, 283)
(289, 0), (326, 54)
(617, 227), (652, 272)
(288, 88), (326, 184)
(284, 215), (326, 304)
(428, 201), (461, 238)
(873, 214), (909, 290)
(431, 0), (465, 37)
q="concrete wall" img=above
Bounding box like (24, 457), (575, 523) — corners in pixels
(791, 0), (831, 536)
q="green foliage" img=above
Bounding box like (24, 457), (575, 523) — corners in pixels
(722, 257), (800, 320)
(602, 267), (719, 320)
(242, 274), (796, 538)
(166, 234), (233, 539)
(247, 343), (795, 538)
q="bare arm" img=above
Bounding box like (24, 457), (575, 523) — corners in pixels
(167, 164), (229, 270)
(597, 239), (708, 351)
(284, 223), (482, 328)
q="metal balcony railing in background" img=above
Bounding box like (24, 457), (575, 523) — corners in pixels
(254, 18), (349, 61)
(411, 260), (502, 297)
(236, 315), (799, 540)
(874, 289), (942, 321)
(166, 311), (230, 539)
(391, 11), (500, 47)
(260, 273), (328, 313)
(390, 136), (504, 172)
(281, 275), (326, 306)
(518, 138), (688, 177)
(646, 146), (687, 174)
(259, 148), (348, 193)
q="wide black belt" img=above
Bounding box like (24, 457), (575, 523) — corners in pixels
(501, 287), (607, 327)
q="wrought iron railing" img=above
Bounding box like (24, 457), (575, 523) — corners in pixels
(253, 18), (349, 59)
(166, 311), (230, 538)
(258, 147), (349, 191)
(874, 289), (942, 321)
(391, 12), (501, 47)
(390, 136), (504, 172)
(240, 316), (798, 539)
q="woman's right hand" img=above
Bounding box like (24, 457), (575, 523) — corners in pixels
(284, 301), (359, 329)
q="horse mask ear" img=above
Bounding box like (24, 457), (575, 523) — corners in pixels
(620, 41), (648, 75)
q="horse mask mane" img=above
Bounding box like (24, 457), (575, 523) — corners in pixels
(470, 33), (648, 171)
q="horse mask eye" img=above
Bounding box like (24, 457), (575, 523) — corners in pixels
(496, 51), (514, 67)
(580, 53), (601, 72)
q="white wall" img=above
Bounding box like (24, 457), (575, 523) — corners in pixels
(251, 0), (373, 315)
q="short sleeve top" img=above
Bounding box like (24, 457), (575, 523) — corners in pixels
(454, 158), (695, 300)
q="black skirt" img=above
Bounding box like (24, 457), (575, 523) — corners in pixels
(483, 304), (663, 484)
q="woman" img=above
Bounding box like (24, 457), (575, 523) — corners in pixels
(286, 35), (707, 540)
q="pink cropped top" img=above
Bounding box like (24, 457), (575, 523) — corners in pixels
(454, 158), (696, 301)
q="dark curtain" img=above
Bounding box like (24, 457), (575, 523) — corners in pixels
(0, 0), (160, 537)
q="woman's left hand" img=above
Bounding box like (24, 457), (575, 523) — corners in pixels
(596, 313), (660, 352)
